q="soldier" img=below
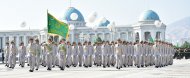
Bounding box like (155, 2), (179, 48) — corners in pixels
(78, 42), (83, 67)
(160, 41), (164, 67)
(45, 38), (53, 70)
(41, 42), (47, 67)
(165, 43), (170, 66)
(128, 42), (134, 66)
(66, 41), (72, 68)
(144, 41), (150, 67)
(8, 41), (17, 69)
(122, 41), (128, 67)
(34, 39), (41, 70)
(83, 41), (88, 67)
(170, 44), (175, 65)
(94, 42), (102, 66)
(54, 43), (59, 66)
(153, 41), (161, 68)
(72, 42), (78, 67)
(149, 43), (155, 66)
(52, 42), (58, 67)
(107, 41), (112, 67)
(134, 41), (141, 68)
(102, 41), (108, 68)
(4, 42), (10, 67)
(110, 41), (116, 67)
(88, 42), (94, 67)
(115, 39), (123, 69)
(18, 42), (26, 67)
(58, 39), (66, 70)
(94, 42), (98, 66)
(140, 41), (145, 67)
(27, 38), (36, 72)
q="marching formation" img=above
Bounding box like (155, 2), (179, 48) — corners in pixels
(3, 38), (176, 72)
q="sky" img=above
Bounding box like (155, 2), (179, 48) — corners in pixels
(0, 0), (190, 30)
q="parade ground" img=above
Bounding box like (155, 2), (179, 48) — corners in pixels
(0, 59), (189, 78)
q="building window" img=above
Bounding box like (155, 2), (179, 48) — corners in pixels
(135, 32), (139, 42)
(120, 33), (126, 41)
(156, 32), (161, 40)
(104, 33), (110, 41)
(144, 32), (151, 41)
(5, 37), (9, 43)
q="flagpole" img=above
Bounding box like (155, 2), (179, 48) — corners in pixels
(47, 9), (49, 42)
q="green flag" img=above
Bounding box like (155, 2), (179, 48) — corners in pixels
(48, 12), (69, 39)
(149, 36), (154, 43)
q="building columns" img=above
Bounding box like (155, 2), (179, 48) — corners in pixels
(16, 36), (19, 47)
(2, 36), (6, 49)
(126, 32), (129, 41)
(23, 36), (26, 46)
(102, 33), (105, 40)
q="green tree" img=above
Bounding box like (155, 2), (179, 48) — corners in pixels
(181, 41), (190, 48)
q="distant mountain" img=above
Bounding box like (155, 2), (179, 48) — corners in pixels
(166, 17), (190, 44)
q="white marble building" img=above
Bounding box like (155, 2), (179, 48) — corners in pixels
(0, 7), (166, 50)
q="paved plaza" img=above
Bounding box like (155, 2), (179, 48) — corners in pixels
(0, 59), (190, 78)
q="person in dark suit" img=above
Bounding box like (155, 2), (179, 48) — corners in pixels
(1, 49), (5, 63)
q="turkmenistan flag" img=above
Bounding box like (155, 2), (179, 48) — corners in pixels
(149, 36), (154, 43)
(48, 12), (69, 39)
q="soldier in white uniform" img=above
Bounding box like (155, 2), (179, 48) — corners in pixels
(128, 42), (134, 66)
(126, 42), (131, 67)
(72, 42), (78, 67)
(8, 41), (17, 69)
(134, 41), (141, 68)
(107, 41), (112, 67)
(18, 42), (26, 67)
(160, 41), (164, 67)
(102, 41), (108, 68)
(88, 42), (94, 67)
(66, 41), (72, 68)
(78, 42), (83, 67)
(110, 41), (116, 67)
(115, 39), (123, 69)
(83, 41), (88, 67)
(149, 43), (155, 66)
(35, 39), (41, 70)
(44, 38), (53, 70)
(140, 41), (145, 67)
(122, 41), (127, 67)
(169, 44), (175, 65)
(4, 42), (10, 67)
(165, 43), (170, 66)
(153, 41), (161, 68)
(94, 42), (102, 66)
(144, 42), (150, 67)
(52, 42), (58, 67)
(58, 39), (66, 70)
(54, 43), (59, 66)
(41, 42), (47, 67)
(27, 38), (36, 72)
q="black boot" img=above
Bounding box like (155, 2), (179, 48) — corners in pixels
(137, 66), (140, 68)
(29, 70), (34, 72)
(60, 67), (64, 70)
